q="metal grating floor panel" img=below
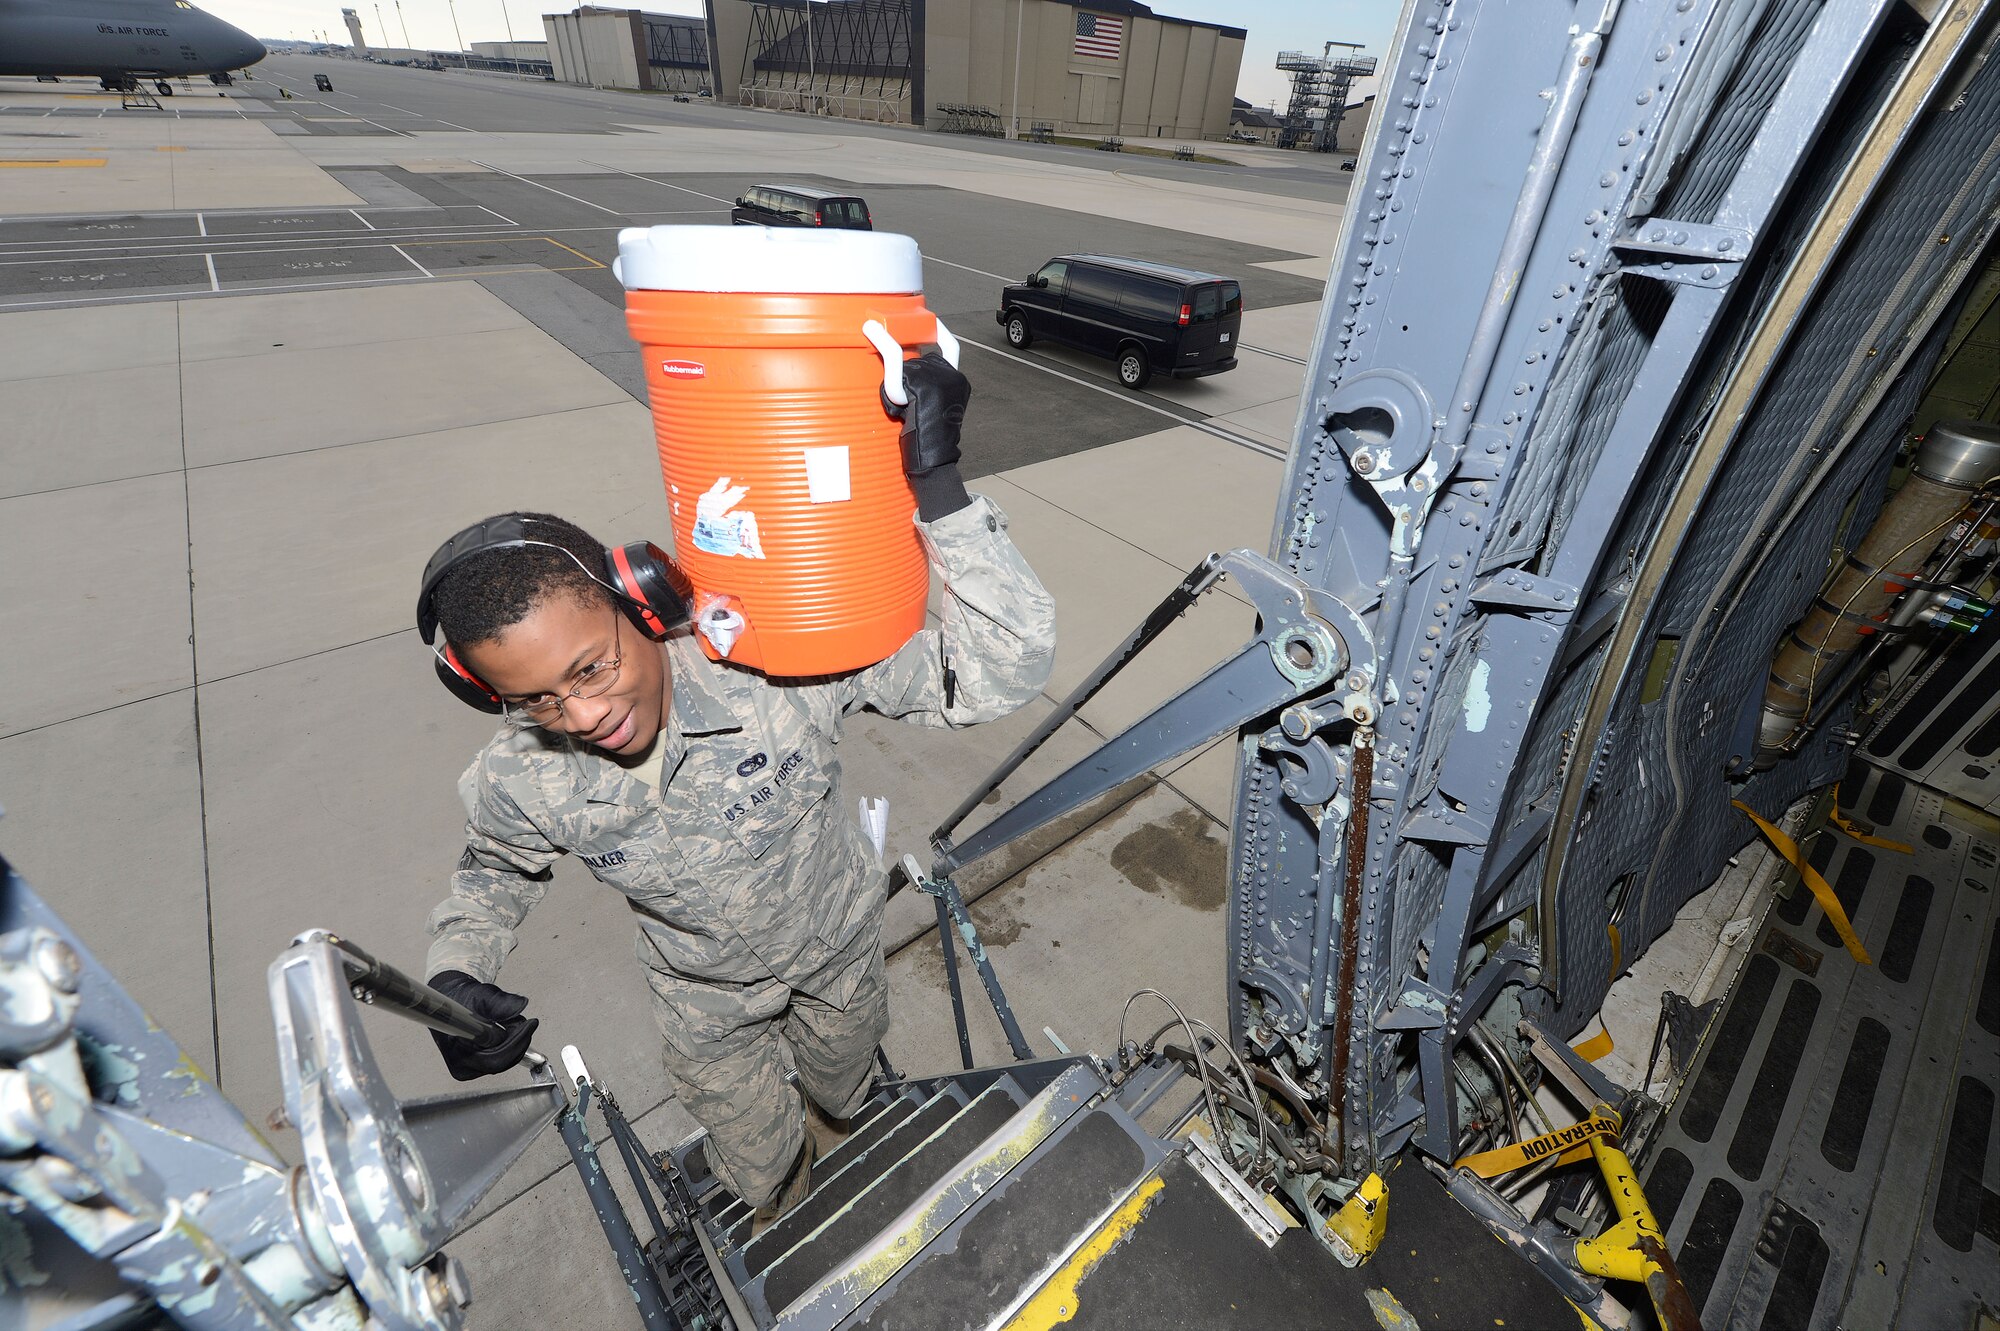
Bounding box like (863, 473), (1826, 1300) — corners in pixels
(1643, 766), (2000, 1329)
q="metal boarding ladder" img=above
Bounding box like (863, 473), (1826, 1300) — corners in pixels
(664, 1058), (1184, 1329)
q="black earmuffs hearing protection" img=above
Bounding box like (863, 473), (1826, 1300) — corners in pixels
(416, 514), (692, 713)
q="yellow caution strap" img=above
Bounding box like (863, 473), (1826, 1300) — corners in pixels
(1734, 800), (1873, 966)
(1454, 1112), (1621, 1179)
(1828, 783), (1913, 853)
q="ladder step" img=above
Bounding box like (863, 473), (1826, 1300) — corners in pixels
(710, 1087), (921, 1236)
(739, 1086), (972, 1276)
(720, 1091), (927, 1251)
(757, 1082), (1027, 1314)
(851, 1102), (1156, 1329)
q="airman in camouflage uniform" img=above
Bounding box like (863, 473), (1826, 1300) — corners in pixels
(421, 356), (1054, 1208)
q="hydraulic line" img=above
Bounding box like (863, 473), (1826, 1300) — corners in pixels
(1128, 1001), (1275, 1178)
(1475, 1021), (1556, 1134)
(1191, 1014), (1273, 1179)
(1468, 1030), (1523, 1146)
(1122, 989), (1235, 1169)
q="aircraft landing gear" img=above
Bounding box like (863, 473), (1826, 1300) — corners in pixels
(155, 81), (173, 96)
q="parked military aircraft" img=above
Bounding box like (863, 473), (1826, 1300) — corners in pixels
(0, 0), (265, 94)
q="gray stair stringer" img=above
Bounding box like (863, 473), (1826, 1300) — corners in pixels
(770, 1063), (1110, 1331)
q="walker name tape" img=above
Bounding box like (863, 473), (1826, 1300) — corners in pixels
(1453, 1112), (1621, 1179)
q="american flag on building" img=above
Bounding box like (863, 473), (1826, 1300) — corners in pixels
(1073, 12), (1123, 60)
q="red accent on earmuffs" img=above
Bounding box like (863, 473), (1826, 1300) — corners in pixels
(610, 543), (668, 638)
(443, 643), (500, 703)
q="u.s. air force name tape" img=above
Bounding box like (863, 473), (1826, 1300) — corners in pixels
(1453, 1111), (1622, 1179)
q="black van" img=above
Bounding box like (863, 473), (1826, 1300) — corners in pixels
(730, 184), (873, 230)
(996, 255), (1241, 388)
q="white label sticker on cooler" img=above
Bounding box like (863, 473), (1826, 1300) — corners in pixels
(660, 359), (705, 379)
(692, 478), (766, 559)
(803, 446), (851, 504)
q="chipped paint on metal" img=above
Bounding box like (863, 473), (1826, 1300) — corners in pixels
(1465, 659), (1493, 732)
(956, 916), (987, 963)
(166, 1050), (211, 1097)
(0, 1210), (50, 1288)
(74, 1031), (143, 1108)
(1366, 1286), (1422, 1330)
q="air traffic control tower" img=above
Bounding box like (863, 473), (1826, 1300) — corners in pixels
(342, 6), (368, 54)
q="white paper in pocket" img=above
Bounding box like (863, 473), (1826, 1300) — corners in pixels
(859, 796), (888, 870)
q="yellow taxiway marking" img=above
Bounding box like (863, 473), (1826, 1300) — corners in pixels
(398, 236), (609, 271)
(0, 158), (107, 167)
(536, 237), (608, 268)
(156, 145), (188, 152)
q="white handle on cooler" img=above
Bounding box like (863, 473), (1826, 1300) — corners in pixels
(863, 317), (961, 408)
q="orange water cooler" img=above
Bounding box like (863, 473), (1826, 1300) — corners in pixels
(615, 225), (959, 676)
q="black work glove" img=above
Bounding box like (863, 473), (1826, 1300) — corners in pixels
(426, 970), (539, 1081)
(883, 351), (973, 521)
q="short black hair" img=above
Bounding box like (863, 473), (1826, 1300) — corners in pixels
(433, 512), (612, 647)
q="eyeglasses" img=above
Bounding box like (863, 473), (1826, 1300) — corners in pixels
(498, 613), (625, 727)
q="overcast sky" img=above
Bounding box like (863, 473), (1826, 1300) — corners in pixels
(211, 0), (1401, 110)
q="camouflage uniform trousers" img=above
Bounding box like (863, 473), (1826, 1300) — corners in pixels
(647, 943), (889, 1208)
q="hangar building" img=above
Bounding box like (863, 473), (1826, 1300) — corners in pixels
(542, 0), (1245, 138)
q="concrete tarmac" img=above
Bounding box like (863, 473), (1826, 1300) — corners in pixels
(0, 57), (1344, 1329)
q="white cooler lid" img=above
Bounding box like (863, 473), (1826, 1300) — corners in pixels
(615, 225), (924, 294)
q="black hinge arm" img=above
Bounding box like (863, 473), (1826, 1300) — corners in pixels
(930, 550), (1362, 879)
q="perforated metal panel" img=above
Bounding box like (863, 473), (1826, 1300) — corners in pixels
(1642, 771), (2000, 1330)
(1865, 625), (2000, 811)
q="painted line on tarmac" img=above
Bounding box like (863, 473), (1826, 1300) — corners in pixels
(926, 254), (1013, 282)
(0, 203), (492, 224)
(1241, 343), (1307, 365)
(0, 224), (505, 259)
(578, 160), (734, 205)
(959, 338), (1288, 462)
(0, 271), (447, 311)
(0, 229), (512, 263)
(468, 160), (623, 215)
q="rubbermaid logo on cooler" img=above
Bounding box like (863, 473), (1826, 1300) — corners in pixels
(660, 360), (706, 379)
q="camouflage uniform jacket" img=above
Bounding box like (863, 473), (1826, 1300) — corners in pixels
(424, 493), (1055, 1025)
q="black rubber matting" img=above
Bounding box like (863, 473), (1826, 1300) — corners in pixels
(1060, 1153), (1586, 1329)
